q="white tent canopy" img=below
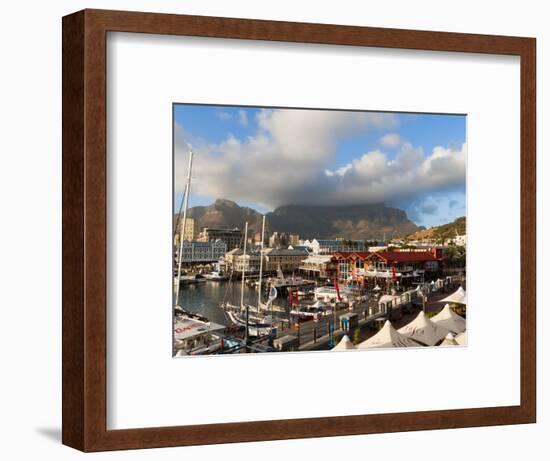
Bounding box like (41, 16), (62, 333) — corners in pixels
(358, 320), (420, 349)
(439, 286), (467, 305)
(398, 311), (450, 346)
(332, 335), (356, 351)
(454, 331), (467, 345)
(431, 304), (466, 334)
(440, 332), (459, 346)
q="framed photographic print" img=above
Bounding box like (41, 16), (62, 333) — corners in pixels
(62, 9), (536, 451)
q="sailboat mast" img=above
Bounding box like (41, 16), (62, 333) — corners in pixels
(240, 222), (248, 309)
(257, 215), (266, 308)
(174, 148), (194, 306)
(241, 222), (250, 344)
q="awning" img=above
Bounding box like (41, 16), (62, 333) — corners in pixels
(398, 311), (450, 346)
(332, 335), (356, 351)
(440, 332), (459, 346)
(431, 304), (466, 334)
(439, 286), (467, 305)
(358, 320), (421, 349)
(454, 331), (467, 345)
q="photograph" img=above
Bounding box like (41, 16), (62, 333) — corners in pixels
(0, 1), (539, 456)
(172, 105), (467, 355)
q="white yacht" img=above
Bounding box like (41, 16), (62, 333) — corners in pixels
(203, 271), (229, 281)
(314, 286), (348, 303)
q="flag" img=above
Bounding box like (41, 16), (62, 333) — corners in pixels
(265, 286), (278, 306)
(391, 264), (397, 283)
(334, 280), (342, 302)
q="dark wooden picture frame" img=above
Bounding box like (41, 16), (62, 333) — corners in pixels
(62, 9), (536, 452)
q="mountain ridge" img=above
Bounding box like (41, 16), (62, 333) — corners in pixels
(180, 198), (421, 240)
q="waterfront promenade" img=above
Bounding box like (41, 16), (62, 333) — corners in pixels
(272, 280), (464, 352)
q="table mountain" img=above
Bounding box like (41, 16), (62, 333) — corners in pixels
(185, 199), (266, 235)
(267, 203), (420, 240)
(181, 199), (420, 240)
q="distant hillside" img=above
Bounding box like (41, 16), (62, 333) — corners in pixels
(267, 203), (419, 240)
(178, 199), (420, 240)
(185, 199), (267, 236)
(405, 216), (466, 242)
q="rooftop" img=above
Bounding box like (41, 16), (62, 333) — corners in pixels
(202, 227), (242, 233)
(371, 250), (440, 263)
(332, 251), (371, 259)
(314, 239), (366, 245)
(267, 248), (309, 257)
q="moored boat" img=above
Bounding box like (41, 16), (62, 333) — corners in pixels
(203, 271), (229, 281)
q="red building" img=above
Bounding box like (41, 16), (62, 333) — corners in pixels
(333, 248), (443, 287)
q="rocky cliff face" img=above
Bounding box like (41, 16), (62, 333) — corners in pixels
(267, 203), (420, 240)
(180, 199), (420, 240)
(186, 199), (267, 235)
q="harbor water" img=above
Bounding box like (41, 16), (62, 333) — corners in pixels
(177, 280), (291, 326)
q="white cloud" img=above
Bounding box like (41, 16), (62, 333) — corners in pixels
(320, 142), (465, 206)
(380, 132), (402, 148)
(217, 111), (232, 121)
(324, 163), (352, 177)
(175, 109), (465, 212)
(238, 109), (248, 126)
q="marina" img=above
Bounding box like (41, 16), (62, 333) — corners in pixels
(173, 271), (466, 355)
(172, 108), (467, 356)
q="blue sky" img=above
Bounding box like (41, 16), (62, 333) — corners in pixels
(174, 104), (466, 228)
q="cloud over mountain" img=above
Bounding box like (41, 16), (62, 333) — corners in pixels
(175, 108), (465, 214)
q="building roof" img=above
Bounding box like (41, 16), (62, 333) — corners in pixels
(301, 255), (333, 263)
(182, 239), (226, 246)
(332, 251), (371, 259)
(369, 250), (440, 263)
(314, 239), (365, 246)
(226, 248), (261, 256)
(288, 245), (311, 252)
(202, 227), (242, 233)
(267, 248), (309, 257)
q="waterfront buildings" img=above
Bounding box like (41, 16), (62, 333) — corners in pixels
(301, 238), (367, 255)
(179, 217), (198, 241)
(264, 248), (309, 272)
(332, 248), (443, 284)
(298, 254), (338, 280)
(199, 227), (243, 250)
(173, 217), (199, 245)
(224, 248), (262, 273)
(366, 248), (443, 273)
(289, 234), (300, 246)
(268, 232), (301, 248)
(269, 232), (282, 248)
(223, 247), (309, 273)
(179, 239), (227, 264)
(269, 232), (286, 248)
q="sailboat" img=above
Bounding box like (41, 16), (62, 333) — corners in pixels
(222, 218), (280, 337)
(173, 147), (225, 355)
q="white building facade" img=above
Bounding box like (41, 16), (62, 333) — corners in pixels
(179, 240), (227, 263)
